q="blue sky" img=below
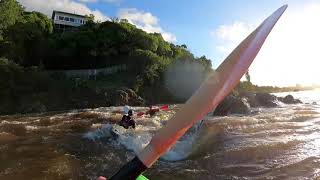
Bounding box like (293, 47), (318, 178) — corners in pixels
(18, 0), (320, 86)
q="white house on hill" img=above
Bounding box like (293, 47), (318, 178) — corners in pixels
(52, 10), (88, 32)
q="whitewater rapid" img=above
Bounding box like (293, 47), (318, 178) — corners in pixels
(0, 90), (319, 179)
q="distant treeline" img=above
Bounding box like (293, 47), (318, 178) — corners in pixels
(236, 80), (316, 94)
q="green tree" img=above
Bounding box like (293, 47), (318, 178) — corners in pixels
(85, 14), (95, 22)
(180, 44), (187, 49)
(0, 0), (23, 40)
(152, 33), (172, 57)
(245, 71), (251, 83)
(197, 55), (212, 72)
(5, 11), (53, 66)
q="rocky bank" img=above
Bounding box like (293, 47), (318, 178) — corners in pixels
(213, 93), (302, 116)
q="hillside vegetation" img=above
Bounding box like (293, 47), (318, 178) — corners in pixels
(0, 0), (212, 114)
(1, 0), (311, 115)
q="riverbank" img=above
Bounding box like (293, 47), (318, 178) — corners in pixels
(0, 61), (309, 116)
(0, 56), (312, 116)
(0, 59), (146, 115)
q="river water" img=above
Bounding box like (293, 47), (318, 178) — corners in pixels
(0, 90), (320, 179)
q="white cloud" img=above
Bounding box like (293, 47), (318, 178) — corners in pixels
(17, 0), (109, 21)
(79, 0), (98, 3)
(118, 8), (177, 42)
(212, 3), (320, 86)
(212, 21), (255, 54)
(215, 45), (229, 54)
(78, 0), (122, 4)
(104, 0), (122, 4)
(214, 21), (254, 42)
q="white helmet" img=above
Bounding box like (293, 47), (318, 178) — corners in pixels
(123, 105), (130, 114)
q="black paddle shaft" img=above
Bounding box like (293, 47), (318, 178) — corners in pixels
(110, 156), (147, 180)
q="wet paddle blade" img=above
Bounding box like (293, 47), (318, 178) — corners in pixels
(138, 4), (288, 168)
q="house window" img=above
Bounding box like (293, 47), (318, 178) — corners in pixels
(59, 16), (64, 20)
(80, 20), (83, 24)
(64, 17), (70, 21)
(70, 18), (75, 22)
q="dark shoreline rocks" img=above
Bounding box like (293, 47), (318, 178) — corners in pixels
(213, 92), (302, 116)
(239, 92), (279, 107)
(213, 95), (251, 116)
(0, 87), (145, 116)
(107, 87), (145, 106)
(0, 86), (302, 116)
(278, 95), (302, 104)
(255, 93), (279, 107)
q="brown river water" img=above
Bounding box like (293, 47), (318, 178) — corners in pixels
(0, 90), (320, 180)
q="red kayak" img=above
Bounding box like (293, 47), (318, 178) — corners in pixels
(137, 105), (169, 117)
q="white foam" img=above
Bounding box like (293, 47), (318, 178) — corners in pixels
(161, 134), (196, 161)
(25, 125), (39, 131)
(83, 111), (203, 160)
(161, 121), (203, 161)
(117, 131), (152, 154)
(83, 124), (113, 140)
(0, 120), (29, 125)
